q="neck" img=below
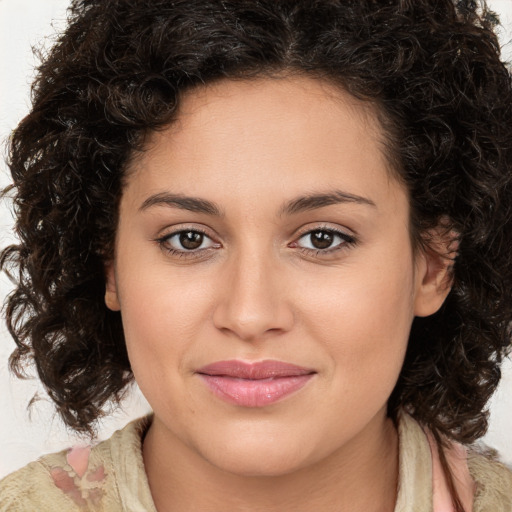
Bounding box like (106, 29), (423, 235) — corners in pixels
(143, 411), (399, 512)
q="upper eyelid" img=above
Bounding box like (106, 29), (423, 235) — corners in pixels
(157, 224), (216, 239)
(294, 223), (356, 239)
(295, 228), (355, 246)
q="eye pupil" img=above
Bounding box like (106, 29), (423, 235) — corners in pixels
(311, 230), (333, 249)
(180, 231), (203, 250)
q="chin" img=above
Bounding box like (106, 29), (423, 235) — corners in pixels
(198, 437), (317, 478)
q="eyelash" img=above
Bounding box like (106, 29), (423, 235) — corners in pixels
(155, 226), (357, 260)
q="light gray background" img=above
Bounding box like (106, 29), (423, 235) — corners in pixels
(1, 0), (511, 479)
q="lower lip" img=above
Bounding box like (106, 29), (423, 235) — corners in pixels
(199, 374), (314, 407)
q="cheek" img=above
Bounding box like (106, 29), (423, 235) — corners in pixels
(296, 255), (415, 395)
(115, 262), (216, 388)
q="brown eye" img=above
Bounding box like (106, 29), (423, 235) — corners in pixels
(159, 229), (217, 254)
(180, 231), (204, 250)
(295, 228), (356, 253)
(310, 230), (334, 249)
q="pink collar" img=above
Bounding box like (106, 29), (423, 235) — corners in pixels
(427, 432), (476, 512)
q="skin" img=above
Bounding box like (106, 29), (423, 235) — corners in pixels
(105, 76), (452, 512)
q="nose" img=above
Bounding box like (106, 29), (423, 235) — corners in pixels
(212, 248), (294, 341)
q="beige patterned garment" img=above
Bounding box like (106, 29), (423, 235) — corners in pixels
(1, 413), (511, 511)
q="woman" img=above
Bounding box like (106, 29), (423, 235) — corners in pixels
(1, 0), (511, 510)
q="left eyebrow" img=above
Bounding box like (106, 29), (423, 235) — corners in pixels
(280, 189), (377, 216)
(139, 192), (223, 216)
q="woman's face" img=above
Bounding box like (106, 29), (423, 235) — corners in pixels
(106, 76), (447, 476)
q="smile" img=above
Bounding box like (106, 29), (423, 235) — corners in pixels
(196, 360), (316, 407)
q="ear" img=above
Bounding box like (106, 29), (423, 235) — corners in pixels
(104, 262), (121, 311)
(413, 227), (458, 318)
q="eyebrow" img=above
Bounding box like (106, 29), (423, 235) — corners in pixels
(280, 190), (376, 216)
(139, 189), (376, 216)
(139, 193), (223, 216)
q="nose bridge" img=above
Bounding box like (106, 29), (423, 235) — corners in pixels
(213, 241), (293, 340)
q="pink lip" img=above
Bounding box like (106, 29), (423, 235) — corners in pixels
(197, 360), (316, 407)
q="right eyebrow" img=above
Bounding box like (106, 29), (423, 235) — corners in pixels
(139, 193), (223, 216)
(280, 189), (376, 216)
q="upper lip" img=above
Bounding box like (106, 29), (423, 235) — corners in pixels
(197, 360), (316, 380)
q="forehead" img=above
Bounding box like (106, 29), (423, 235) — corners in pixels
(173, 76), (384, 154)
(124, 76), (405, 215)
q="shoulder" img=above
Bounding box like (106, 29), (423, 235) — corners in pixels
(0, 450), (77, 512)
(468, 446), (512, 511)
(396, 412), (512, 511)
(0, 415), (153, 512)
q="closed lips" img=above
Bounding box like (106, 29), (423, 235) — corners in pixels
(197, 360), (316, 407)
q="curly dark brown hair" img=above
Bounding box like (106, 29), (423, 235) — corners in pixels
(2, 0), (511, 450)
